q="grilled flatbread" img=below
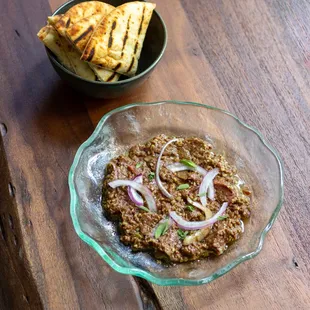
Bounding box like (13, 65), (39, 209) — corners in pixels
(37, 25), (96, 81)
(65, 13), (105, 52)
(64, 42), (97, 81)
(89, 64), (120, 82)
(45, 12), (120, 82)
(65, 12), (120, 82)
(81, 1), (156, 76)
(38, 25), (72, 70)
(47, 14), (63, 26)
(52, 1), (115, 37)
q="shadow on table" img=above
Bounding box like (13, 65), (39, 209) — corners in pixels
(33, 80), (95, 147)
(11, 60), (95, 147)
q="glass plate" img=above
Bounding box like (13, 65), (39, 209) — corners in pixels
(69, 101), (283, 286)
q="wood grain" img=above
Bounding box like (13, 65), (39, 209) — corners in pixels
(0, 0), (309, 309)
(0, 0), (144, 309)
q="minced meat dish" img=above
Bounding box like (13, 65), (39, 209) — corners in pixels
(102, 135), (251, 263)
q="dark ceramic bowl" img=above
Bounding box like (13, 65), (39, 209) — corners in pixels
(46, 0), (167, 98)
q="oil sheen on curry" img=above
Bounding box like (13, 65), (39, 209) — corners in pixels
(102, 135), (251, 263)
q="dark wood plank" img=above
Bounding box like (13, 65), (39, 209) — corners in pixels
(156, 0), (309, 308)
(0, 0), (145, 309)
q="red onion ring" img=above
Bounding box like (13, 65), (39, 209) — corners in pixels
(207, 180), (215, 201)
(166, 163), (207, 175)
(128, 174), (143, 206)
(170, 202), (228, 230)
(240, 219), (244, 233)
(109, 180), (156, 212)
(199, 168), (219, 206)
(156, 138), (179, 199)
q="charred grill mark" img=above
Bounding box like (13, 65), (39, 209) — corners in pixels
(134, 42), (138, 55)
(66, 18), (71, 28)
(114, 63), (121, 71)
(122, 33), (128, 50)
(122, 15), (131, 55)
(127, 57), (135, 73)
(107, 72), (117, 82)
(108, 36), (113, 48)
(73, 26), (94, 44)
(108, 20), (117, 48)
(138, 7), (145, 35)
(86, 47), (95, 62)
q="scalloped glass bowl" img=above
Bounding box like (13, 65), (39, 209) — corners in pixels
(69, 101), (283, 286)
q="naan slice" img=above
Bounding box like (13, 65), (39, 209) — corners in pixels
(65, 7), (120, 82)
(81, 1), (156, 76)
(64, 42), (97, 81)
(65, 12), (120, 82)
(47, 14), (63, 26)
(38, 25), (73, 70)
(37, 25), (96, 81)
(44, 14), (119, 82)
(53, 1), (115, 37)
(65, 12), (108, 52)
(89, 64), (120, 82)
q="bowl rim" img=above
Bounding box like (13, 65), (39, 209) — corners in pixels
(68, 101), (284, 286)
(48, 0), (168, 85)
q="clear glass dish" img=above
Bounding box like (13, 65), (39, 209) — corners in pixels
(69, 101), (283, 286)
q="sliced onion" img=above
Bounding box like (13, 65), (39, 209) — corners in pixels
(156, 138), (179, 199)
(167, 162), (195, 173)
(170, 202), (228, 230)
(166, 162), (207, 176)
(128, 174), (143, 206)
(199, 168), (219, 206)
(240, 219), (244, 233)
(196, 166), (208, 176)
(207, 180), (215, 201)
(187, 197), (212, 219)
(109, 180), (156, 212)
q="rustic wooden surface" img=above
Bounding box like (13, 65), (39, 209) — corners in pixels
(0, 0), (310, 309)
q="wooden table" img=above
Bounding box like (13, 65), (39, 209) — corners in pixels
(0, 0), (309, 309)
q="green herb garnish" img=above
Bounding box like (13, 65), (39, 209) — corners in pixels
(217, 215), (229, 221)
(136, 162), (143, 169)
(187, 205), (194, 212)
(148, 172), (155, 181)
(155, 219), (170, 239)
(138, 206), (150, 212)
(198, 192), (207, 197)
(180, 159), (197, 168)
(177, 183), (190, 190)
(177, 229), (189, 240)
